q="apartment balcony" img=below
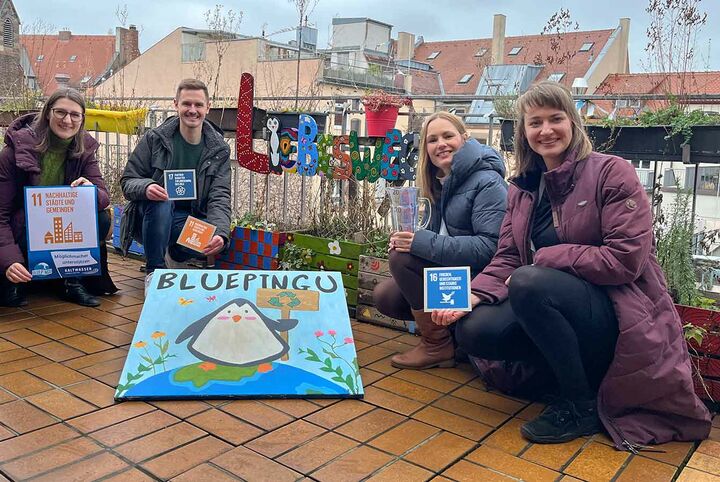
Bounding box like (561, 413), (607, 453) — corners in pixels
(319, 61), (401, 92)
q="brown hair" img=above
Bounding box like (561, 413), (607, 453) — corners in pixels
(513, 80), (592, 176)
(33, 87), (86, 157)
(417, 111), (468, 201)
(175, 78), (209, 102)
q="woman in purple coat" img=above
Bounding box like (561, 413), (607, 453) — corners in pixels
(433, 81), (710, 449)
(0, 88), (117, 307)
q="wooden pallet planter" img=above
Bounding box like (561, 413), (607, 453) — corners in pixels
(216, 226), (287, 270)
(678, 304), (720, 403)
(286, 232), (365, 307)
(111, 204), (145, 257)
(356, 254), (417, 334)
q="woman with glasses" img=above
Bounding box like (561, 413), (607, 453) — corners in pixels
(0, 87), (118, 307)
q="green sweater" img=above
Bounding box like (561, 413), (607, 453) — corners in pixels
(39, 134), (72, 186)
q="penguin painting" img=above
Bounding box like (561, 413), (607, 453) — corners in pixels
(175, 297), (298, 367)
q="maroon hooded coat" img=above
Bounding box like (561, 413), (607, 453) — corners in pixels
(470, 150), (711, 450)
(0, 113), (110, 273)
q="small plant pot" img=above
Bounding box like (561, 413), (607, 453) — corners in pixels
(365, 105), (399, 137)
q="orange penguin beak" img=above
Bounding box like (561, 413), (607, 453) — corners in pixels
(232, 315), (242, 323)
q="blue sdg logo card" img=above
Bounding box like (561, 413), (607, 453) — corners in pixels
(423, 267), (472, 312)
(164, 169), (197, 201)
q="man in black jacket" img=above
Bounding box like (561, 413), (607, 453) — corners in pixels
(121, 79), (231, 291)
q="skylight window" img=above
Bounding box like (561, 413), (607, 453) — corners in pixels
(548, 72), (565, 82)
(475, 48), (488, 57)
(458, 74), (474, 84)
(36, 54), (44, 61)
(508, 46), (522, 55)
(427, 51), (440, 60)
(579, 42), (594, 52)
(69, 55), (77, 62)
(80, 75), (91, 83)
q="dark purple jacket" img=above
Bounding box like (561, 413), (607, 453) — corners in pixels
(0, 114), (110, 273)
(471, 150), (711, 449)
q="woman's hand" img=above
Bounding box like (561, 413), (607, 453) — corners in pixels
(6, 263), (32, 283)
(389, 231), (414, 253)
(431, 293), (482, 326)
(70, 177), (93, 187)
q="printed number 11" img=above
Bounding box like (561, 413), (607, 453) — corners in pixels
(32, 193), (42, 206)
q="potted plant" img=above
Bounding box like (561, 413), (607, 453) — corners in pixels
(215, 213), (287, 271)
(361, 90), (412, 137)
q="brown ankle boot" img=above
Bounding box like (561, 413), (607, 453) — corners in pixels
(391, 309), (455, 369)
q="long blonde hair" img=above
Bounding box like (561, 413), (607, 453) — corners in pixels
(416, 111), (468, 201)
(513, 81), (592, 176)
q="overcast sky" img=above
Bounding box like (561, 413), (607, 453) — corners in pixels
(14, 0), (720, 72)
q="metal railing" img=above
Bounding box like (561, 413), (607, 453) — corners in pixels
(319, 61), (398, 91)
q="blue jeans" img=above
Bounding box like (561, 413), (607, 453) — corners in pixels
(140, 201), (202, 273)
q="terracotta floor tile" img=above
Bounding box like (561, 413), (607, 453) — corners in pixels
(28, 320), (81, 339)
(404, 431), (476, 472)
(700, 440), (720, 458)
(365, 460), (434, 481)
(114, 422), (206, 463)
(357, 345), (395, 366)
(373, 376), (443, 404)
(432, 395), (510, 427)
(304, 399), (375, 429)
(0, 436), (102, 480)
(62, 347), (128, 369)
(676, 467), (720, 481)
(246, 420), (325, 458)
(362, 386), (424, 415)
(0, 388), (16, 404)
(360, 368), (386, 386)
(412, 406), (492, 441)
(170, 463), (240, 482)
(0, 347), (35, 363)
(65, 379), (117, 408)
(424, 365), (477, 384)
(467, 444), (560, 482)
(615, 455), (677, 482)
(67, 401), (154, 433)
(29, 340), (85, 362)
(393, 369), (461, 393)
(366, 356), (401, 375)
(642, 440), (696, 466)
(277, 432), (358, 473)
(88, 327), (134, 346)
(376, 338), (416, 354)
(0, 355), (53, 376)
(564, 441), (630, 481)
(1, 328), (51, 347)
(151, 400), (213, 419)
(450, 385), (526, 414)
(25, 389), (96, 419)
(78, 356), (127, 377)
(52, 314), (108, 332)
(353, 330), (391, 346)
(261, 398), (321, 418)
(312, 445), (393, 482)
(30, 451), (129, 482)
(87, 311), (136, 328)
(335, 408), (406, 442)
(90, 410), (179, 446)
(0, 400), (57, 434)
(515, 402), (545, 421)
(369, 419), (440, 456)
(688, 451), (720, 475)
(141, 435), (233, 480)
(221, 400), (295, 430)
(353, 323), (401, 339)
(0, 340), (19, 352)
(521, 438), (585, 471)
(0, 423), (79, 463)
(115, 321), (139, 334)
(28, 362), (89, 386)
(96, 370), (122, 386)
(58, 333), (114, 354)
(442, 460), (516, 482)
(0, 371), (53, 397)
(0, 426), (13, 442)
(188, 408), (264, 445)
(212, 446), (301, 482)
(482, 418), (530, 455)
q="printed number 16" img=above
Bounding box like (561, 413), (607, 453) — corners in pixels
(429, 273), (438, 282)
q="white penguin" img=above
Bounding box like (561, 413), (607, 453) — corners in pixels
(175, 297), (298, 367)
(267, 117), (280, 167)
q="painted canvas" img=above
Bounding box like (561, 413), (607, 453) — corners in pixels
(115, 269), (363, 400)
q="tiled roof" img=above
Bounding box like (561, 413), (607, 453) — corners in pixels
(413, 29), (615, 95)
(21, 33), (116, 95)
(595, 71), (720, 113)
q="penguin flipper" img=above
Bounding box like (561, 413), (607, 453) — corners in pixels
(175, 319), (207, 344)
(274, 318), (299, 332)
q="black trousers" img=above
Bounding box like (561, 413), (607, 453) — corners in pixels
(457, 265), (619, 400)
(373, 250), (439, 320)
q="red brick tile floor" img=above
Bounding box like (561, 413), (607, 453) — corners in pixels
(0, 252), (717, 481)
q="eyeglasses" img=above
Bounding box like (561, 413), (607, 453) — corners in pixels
(50, 108), (83, 123)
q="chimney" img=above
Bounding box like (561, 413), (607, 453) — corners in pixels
(396, 32), (416, 62)
(116, 25), (140, 65)
(58, 30), (72, 41)
(491, 14), (506, 65)
(618, 18), (630, 74)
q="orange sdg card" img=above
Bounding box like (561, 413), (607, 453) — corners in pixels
(176, 216), (216, 253)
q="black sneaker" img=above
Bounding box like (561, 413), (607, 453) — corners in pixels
(63, 280), (101, 307)
(1, 284), (27, 307)
(521, 398), (601, 443)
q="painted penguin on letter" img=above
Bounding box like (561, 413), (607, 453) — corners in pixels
(175, 297), (298, 366)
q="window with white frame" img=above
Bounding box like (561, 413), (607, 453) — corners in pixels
(579, 42), (594, 52)
(36, 54), (44, 61)
(508, 46), (522, 55)
(458, 74), (473, 84)
(475, 48), (488, 57)
(69, 55), (77, 62)
(548, 73), (565, 82)
(427, 51), (440, 60)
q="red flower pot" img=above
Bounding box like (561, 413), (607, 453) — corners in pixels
(365, 105), (399, 137)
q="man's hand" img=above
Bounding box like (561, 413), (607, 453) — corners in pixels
(203, 235), (225, 256)
(70, 177), (93, 187)
(6, 263), (32, 283)
(146, 184), (169, 201)
(389, 231), (414, 253)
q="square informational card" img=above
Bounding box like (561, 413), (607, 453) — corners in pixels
(24, 185), (100, 280)
(423, 266), (472, 312)
(176, 216), (216, 253)
(164, 169), (197, 200)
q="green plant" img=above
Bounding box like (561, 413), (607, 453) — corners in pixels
(278, 242), (314, 270)
(364, 230), (390, 259)
(232, 212), (277, 231)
